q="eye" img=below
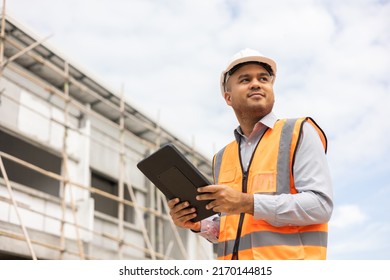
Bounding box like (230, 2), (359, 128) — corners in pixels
(258, 74), (273, 83)
(239, 78), (250, 83)
(259, 76), (270, 82)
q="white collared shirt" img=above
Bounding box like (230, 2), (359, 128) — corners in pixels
(234, 112), (278, 172)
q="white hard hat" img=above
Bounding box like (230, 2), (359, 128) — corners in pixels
(220, 48), (277, 96)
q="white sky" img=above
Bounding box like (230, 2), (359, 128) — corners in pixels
(5, 0), (390, 259)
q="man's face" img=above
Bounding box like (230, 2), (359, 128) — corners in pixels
(224, 63), (275, 120)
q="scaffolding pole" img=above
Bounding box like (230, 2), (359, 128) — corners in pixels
(0, 155), (37, 260)
(153, 110), (188, 259)
(61, 61), (85, 259)
(0, 34), (52, 70)
(117, 84), (125, 259)
(0, 0), (6, 71)
(125, 174), (157, 260)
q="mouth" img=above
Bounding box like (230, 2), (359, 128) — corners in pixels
(248, 92), (265, 98)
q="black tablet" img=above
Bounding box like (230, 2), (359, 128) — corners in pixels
(137, 144), (215, 222)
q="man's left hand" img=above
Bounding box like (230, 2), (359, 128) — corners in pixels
(196, 185), (254, 215)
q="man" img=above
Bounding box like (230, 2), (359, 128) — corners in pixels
(168, 48), (333, 260)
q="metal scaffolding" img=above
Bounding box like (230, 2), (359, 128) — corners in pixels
(0, 4), (214, 260)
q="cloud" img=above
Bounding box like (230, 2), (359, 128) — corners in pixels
(329, 221), (390, 259)
(328, 187), (390, 259)
(330, 204), (368, 229)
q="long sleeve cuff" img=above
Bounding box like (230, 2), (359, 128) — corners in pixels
(193, 214), (220, 243)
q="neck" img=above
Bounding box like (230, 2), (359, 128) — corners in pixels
(234, 109), (271, 137)
(238, 117), (261, 137)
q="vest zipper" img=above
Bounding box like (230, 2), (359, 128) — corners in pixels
(231, 171), (248, 260)
(230, 128), (268, 260)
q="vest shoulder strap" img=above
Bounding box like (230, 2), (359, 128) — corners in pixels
(213, 145), (228, 184)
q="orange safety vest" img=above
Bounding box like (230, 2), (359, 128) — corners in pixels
(213, 117), (328, 260)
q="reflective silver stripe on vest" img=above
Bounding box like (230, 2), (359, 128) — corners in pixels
(276, 118), (298, 194)
(218, 230), (328, 257)
(213, 147), (225, 184)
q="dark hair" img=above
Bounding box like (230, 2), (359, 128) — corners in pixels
(228, 61), (274, 76)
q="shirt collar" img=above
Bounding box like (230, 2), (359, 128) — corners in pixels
(234, 111), (278, 142)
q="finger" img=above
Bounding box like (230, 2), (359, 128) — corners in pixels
(208, 205), (222, 213)
(196, 193), (216, 201)
(167, 198), (180, 208)
(205, 200), (220, 211)
(177, 209), (197, 222)
(197, 185), (226, 193)
(177, 206), (195, 216)
(176, 214), (200, 231)
(197, 185), (220, 193)
(171, 205), (195, 220)
(170, 201), (190, 215)
(173, 208), (197, 225)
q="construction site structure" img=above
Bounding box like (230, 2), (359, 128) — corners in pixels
(0, 11), (215, 260)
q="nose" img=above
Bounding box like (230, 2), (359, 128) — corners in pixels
(249, 78), (261, 90)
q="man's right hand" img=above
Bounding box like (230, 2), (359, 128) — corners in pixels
(168, 198), (201, 232)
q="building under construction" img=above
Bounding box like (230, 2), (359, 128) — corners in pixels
(0, 14), (214, 260)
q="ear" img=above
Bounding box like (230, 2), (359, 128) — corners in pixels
(224, 92), (232, 105)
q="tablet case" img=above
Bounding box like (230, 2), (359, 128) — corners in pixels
(137, 144), (215, 222)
